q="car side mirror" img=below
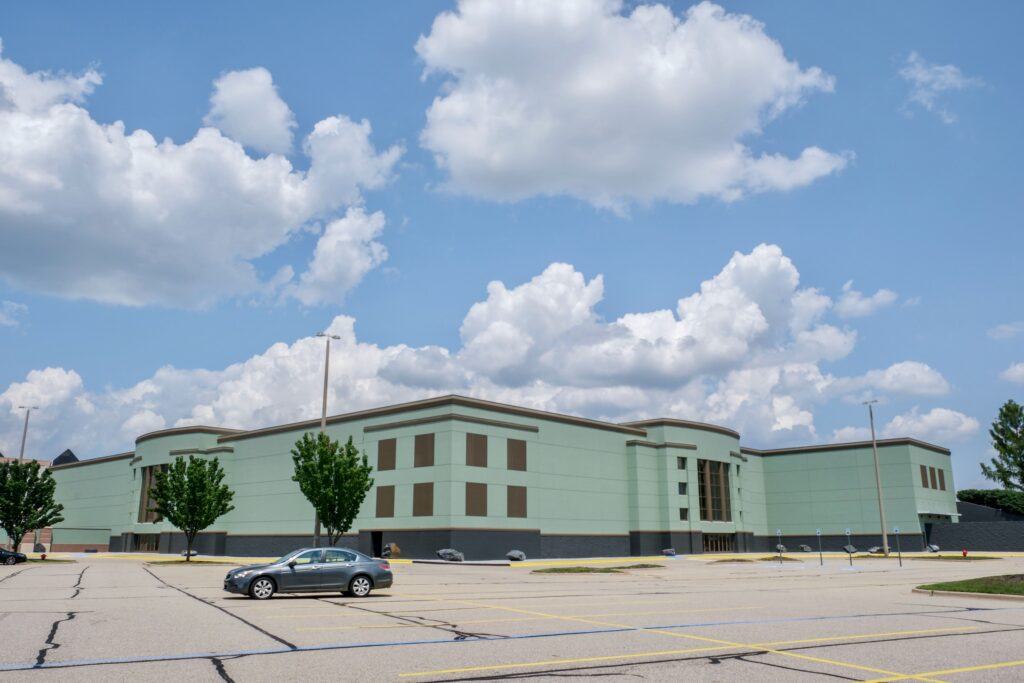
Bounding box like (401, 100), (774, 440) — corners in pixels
(287, 560), (296, 568)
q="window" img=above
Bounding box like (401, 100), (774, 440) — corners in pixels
(413, 483), (433, 517)
(920, 464), (929, 488)
(929, 467), (938, 490)
(507, 439), (527, 471)
(466, 482), (487, 516)
(415, 433), (435, 467)
(676, 456), (687, 470)
(376, 485), (395, 518)
(678, 482), (687, 495)
(292, 549), (322, 565)
(378, 439), (396, 471)
(467, 433), (488, 467)
(508, 485), (527, 518)
(137, 464), (168, 523)
(697, 459), (731, 522)
(679, 508), (688, 521)
(323, 549), (357, 563)
(938, 469), (946, 491)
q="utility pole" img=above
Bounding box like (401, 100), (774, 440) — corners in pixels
(864, 400), (890, 556)
(17, 406), (38, 463)
(313, 332), (341, 547)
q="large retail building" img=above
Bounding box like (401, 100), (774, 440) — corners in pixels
(48, 395), (958, 558)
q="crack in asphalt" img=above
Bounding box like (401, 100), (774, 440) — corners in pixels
(211, 656), (238, 682)
(33, 611), (77, 668)
(69, 565), (88, 599)
(320, 597), (509, 641)
(141, 565), (297, 649)
(0, 567), (33, 584)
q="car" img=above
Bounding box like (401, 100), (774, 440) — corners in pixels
(223, 547), (393, 600)
(1, 548), (27, 565)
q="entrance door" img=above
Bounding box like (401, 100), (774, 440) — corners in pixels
(133, 534), (159, 552)
(371, 531), (383, 558)
(702, 534), (735, 553)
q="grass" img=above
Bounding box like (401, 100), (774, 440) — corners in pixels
(27, 558), (77, 563)
(758, 556), (802, 562)
(532, 563), (663, 574)
(913, 555), (1000, 561)
(918, 575), (1024, 596)
(710, 558), (754, 564)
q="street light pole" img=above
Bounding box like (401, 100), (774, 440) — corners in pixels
(864, 400), (890, 556)
(17, 406), (39, 463)
(312, 332), (341, 547)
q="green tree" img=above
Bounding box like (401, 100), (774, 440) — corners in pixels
(0, 460), (64, 551)
(291, 432), (374, 546)
(148, 456), (234, 561)
(980, 399), (1024, 490)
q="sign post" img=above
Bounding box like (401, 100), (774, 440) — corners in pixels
(894, 527), (902, 568)
(777, 529), (783, 566)
(845, 528), (853, 567)
(816, 528), (823, 566)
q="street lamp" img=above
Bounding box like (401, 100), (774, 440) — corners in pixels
(312, 332), (341, 547)
(864, 400), (890, 555)
(17, 406), (39, 463)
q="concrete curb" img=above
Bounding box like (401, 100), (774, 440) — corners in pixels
(912, 587), (1024, 601)
(412, 559), (512, 567)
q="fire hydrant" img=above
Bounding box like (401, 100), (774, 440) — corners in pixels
(962, 549), (968, 558)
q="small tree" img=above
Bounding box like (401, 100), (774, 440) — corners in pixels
(0, 460), (64, 551)
(291, 432), (374, 546)
(980, 399), (1024, 490)
(148, 456), (234, 561)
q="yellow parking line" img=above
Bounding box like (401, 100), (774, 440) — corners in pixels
(514, 557), (667, 568)
(272, 603), (757, 620)
(391, 592), (944, 682)
(863, 659), (1024, 682)
(399, 627), (973, 678)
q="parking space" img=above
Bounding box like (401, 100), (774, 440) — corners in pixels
(2, 554), (1024, 681)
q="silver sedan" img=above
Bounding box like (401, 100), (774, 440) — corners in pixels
(223, 547), (393, 600)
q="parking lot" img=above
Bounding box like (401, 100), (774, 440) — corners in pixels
(2, 553), (1024, 681)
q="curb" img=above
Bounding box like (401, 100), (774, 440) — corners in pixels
(912, 587), (1024, 601)
(412, 559), (511, 567)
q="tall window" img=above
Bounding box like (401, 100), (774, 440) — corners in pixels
(376, 485), (395, 518)
(938, 469), (946, 491)
(137, 465), (168, 523)
(378, 439), (396, 471)
(466, 482), (487, 516)
(929, 467), (938, 490)
(697, 460), (731, 522)
(507, 485), (527, 518)
(507, 439), (527, 471)
(413, 483), (433, 517)
(678, 482), (687, 496)
(920, 464), (929, 488)
(467, 433), (488, 467)
(676, 456), (687, 470)
(414, 433), (435, 467)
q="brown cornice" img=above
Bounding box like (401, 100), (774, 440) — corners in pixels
(364, 413), (539, 434)
(218, 394), (647, 443)
(136, 426), (244, 445)
(622, 418), (740, 440)
(740, 437), (951, 457)
(625, 440), (698, 450)
(49, 451), (134, 470)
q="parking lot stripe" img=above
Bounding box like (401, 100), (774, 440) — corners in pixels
(862, 658), (1024, 682)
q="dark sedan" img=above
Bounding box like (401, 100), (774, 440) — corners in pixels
(1, 548), (27, 565)
(223, 547), (392, 600)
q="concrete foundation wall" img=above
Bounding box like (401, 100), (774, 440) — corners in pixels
(928, 521), (1024, 551)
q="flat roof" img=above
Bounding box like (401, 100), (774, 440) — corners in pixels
(741, 437), (951, 457)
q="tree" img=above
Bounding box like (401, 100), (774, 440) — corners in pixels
(956, 489), (1024, 517)
(980, 399), (1024, 491)
(291, 432), (374, 546)
(0, 460), (64, 551)
(148, 456), (234, 561)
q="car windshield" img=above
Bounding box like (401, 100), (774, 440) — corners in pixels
(273, 549), (307, 565)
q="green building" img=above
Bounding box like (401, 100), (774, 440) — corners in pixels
(47, 395), (958, 558)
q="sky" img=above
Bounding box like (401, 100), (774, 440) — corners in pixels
(0, 0), (1021, 491)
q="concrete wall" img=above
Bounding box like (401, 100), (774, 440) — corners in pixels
(928, 522), (1024, 551)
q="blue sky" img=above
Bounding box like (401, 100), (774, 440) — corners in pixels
(0, 1), (1020, 490)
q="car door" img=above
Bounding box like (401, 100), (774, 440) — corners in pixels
(278, 549), (323, 591)
(320, 548), (360, 590)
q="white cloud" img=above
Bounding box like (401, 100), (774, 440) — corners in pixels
(286, 207), (388, 306)
(1001, 363), (1024, 384)
(0, 300), (27, 327)
(0, 44), (401, 307)
(989, 322), (1024, 341)
(4, 244), (959, 459)
(204, 67), (296, 155)
(882, 407), (979, 443)
(417, 0), (849, 211)
(834, 280), (897, 318)
(899, 51), (981, 124)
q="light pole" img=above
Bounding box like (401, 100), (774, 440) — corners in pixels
(312, 332), (341, 547)
(864, 400), (890, 556)
(17, 406), (39, 463)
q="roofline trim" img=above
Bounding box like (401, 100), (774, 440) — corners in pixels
(621, 418), (740, 439)
(364, 413), (539, 434)
(49, 452), (134, 470)
(741, 437), (951, 457)
(136, 426), (244, 445)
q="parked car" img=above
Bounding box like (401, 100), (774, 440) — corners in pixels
(223, 547), (392, 600)
(1, 548), (27, 565)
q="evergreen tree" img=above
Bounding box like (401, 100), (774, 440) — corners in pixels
(981, 399), (1024, 490)
(291, 432), (374, 546)
(148, 456), (234, 561)
(0, 460), (64, 551)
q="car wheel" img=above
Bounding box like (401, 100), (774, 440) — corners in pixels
(249, 577), (276, 600)
(349, 575), (373, 597)
(4, 557), (15, 566)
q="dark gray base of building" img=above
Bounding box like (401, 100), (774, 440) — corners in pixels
(109, 529), (927, 560)
(928, 522), (1024, 551)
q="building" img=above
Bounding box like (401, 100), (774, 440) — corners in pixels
(47, 395), (958, 558)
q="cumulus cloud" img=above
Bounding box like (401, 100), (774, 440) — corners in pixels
(1001, 363), (1024, 384)
(989, 322), (1024, 341)
(2, 245), (959, 459)
(834, 280), (898, 318)
(204, 67), (297, 155)
(832, 406), (978, 444)
(0, 300), (27, 327)
(417, 0), (849, 211)
(899, 51), (982, 124)
(0, 44), (401, 307)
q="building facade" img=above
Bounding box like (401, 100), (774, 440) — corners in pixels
(48, 395), (958, 558)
